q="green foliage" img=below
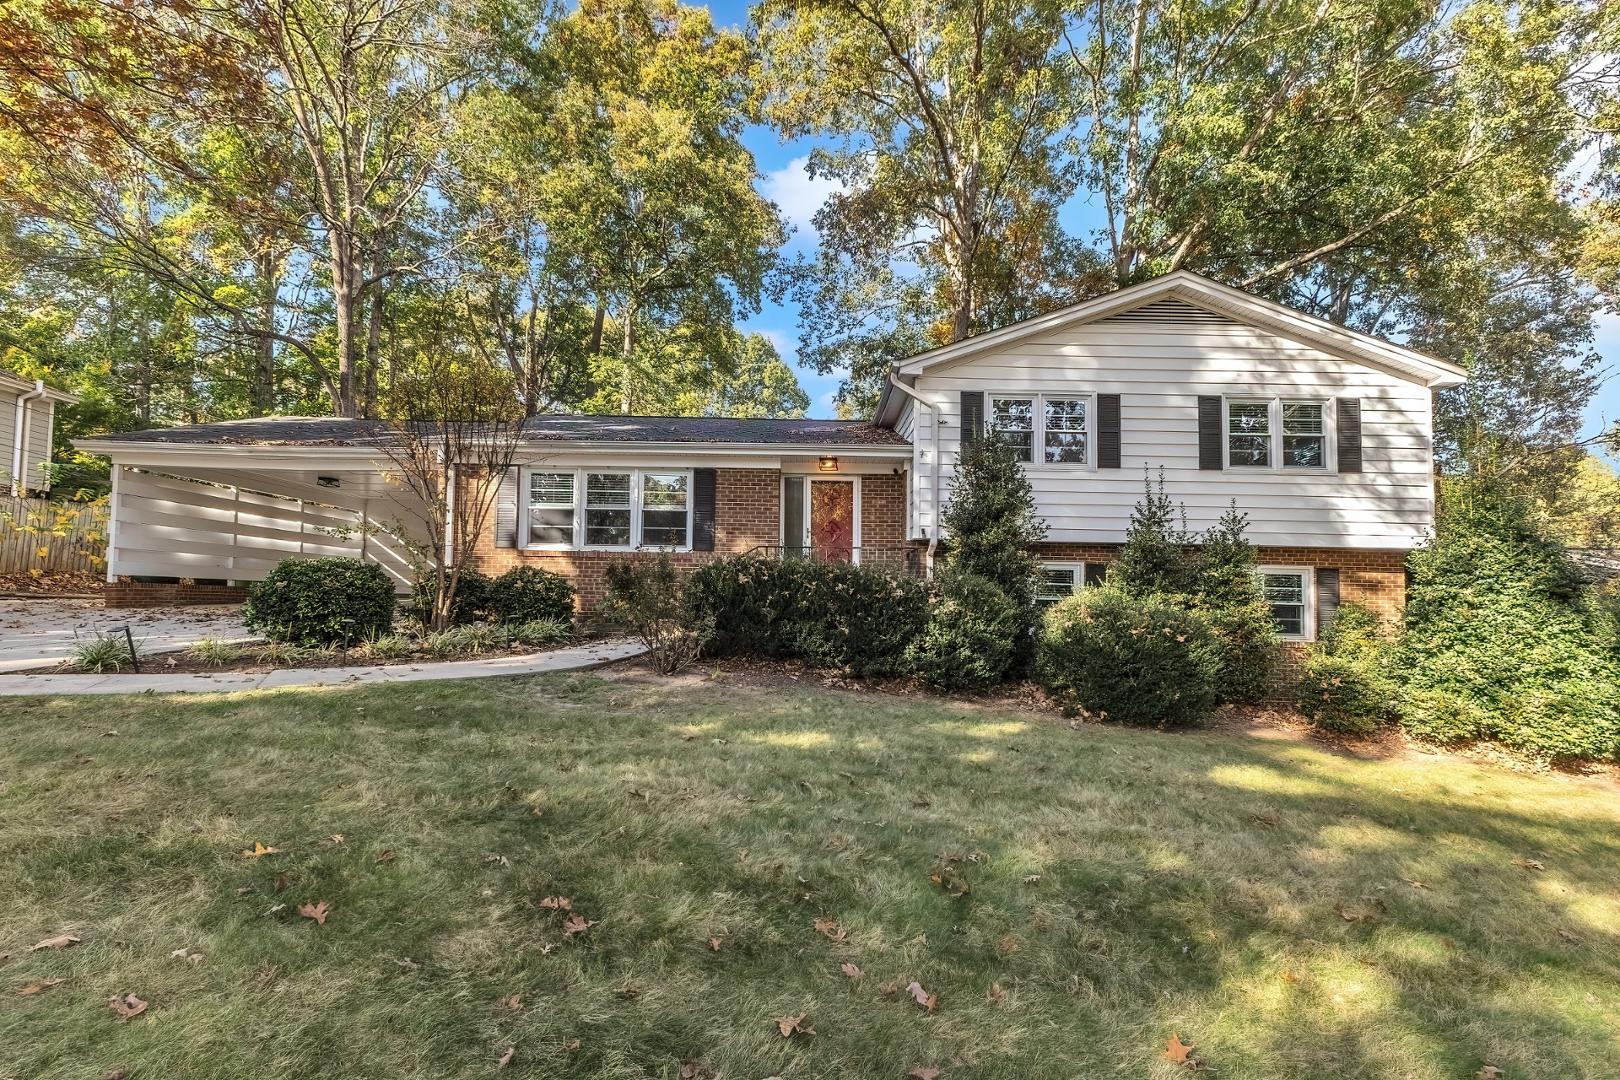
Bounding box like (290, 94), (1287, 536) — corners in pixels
(1400, 480), (1620, 760)
(243, 558), (398, 647)
(939, 429), (1047, 672)
(1035, 586), (1223, 729)
(185, 638), (244, 668)
(355, 634), (416, 662)
(603, 554), (712, 676)
(1108, 469), (1195, 596)
(906, 571), (1020, 694)
(1296, 604), (1400, 736)
(508, 618), (573, 649)
(410, 567), (491, 628)
(486, 566), (575, 625)
(67, 632), (134, 674)
(684, 555), (928, 677)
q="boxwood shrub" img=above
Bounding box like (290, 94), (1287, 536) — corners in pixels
(1035, 586), (1222, 728)
(409, 566), (492, 627)
(244, 557), (397, 646)
(1296, 603), (1399, 736)
(905, 571), (1019, 693)
(488, 566), (575, 625)
(684, 555), (927, 677)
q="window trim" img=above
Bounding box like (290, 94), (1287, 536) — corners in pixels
(1256, 564), (1315, 641)
(524, 470), (579, 551)
(1037, 560), (1089, 606)
(1222, 396), (1335, 473)
(987, 391), (1098, 469)
(520, 466), (695, 553)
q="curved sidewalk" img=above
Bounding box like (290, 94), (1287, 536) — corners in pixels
(0, 638), (646, 696)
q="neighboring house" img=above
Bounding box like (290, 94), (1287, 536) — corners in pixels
(76, 271), (1465, 639)
(1, 368), (78, 497)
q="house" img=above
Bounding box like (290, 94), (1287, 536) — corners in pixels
(76, 271), (1465, 639)
(2, 368), (78, 496)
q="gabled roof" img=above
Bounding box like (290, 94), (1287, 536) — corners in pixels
(875, 270), (1466, 425)
(0, 368), (80, 404)
(75, 414), (909, 451)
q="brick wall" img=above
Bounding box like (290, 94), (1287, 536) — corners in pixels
(105, 580), (250, 608)
(859, 474), (906, 546)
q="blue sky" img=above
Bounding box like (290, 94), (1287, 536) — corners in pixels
(710, 2), (1619, 452)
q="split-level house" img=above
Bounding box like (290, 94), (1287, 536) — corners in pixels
(77, 272), (1465, 641)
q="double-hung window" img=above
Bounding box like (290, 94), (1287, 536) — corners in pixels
(1227, 398), (1331, 470)
(1037, 561), (1107, 606)
(584, 472), (633, 547)
(1257, 567), (1311, 639)
(639, 472), (689, 548)
(989, 393), (1092, 466)
(527, 472), (575, 546)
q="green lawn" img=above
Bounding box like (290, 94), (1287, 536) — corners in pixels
(3, 670), (1619, 1079)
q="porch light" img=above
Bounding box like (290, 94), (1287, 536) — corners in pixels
(317, 475), (341, 489)
(817, 456), (839, 472)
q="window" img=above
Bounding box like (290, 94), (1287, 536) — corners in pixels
(1227, 401), (1271, 467)
(1043, 398), (1088, 464)
(1037, 561), (1092, 606)
(584, 472), (632, 547)
(640, 472), (689, 548)
(990, 397), (1034, 462)
(1258, 568), (1309, 638)
(1282, 402), (1325, 468)
(527, 472), (575, 546)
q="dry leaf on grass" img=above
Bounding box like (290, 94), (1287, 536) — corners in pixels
(774, 1012), (814, 1037)
(499, 995), (522, 1011)
(327, 834), (345, 844)
(1477, 1067), (1504, 1079)
(839, 962), (862, 979)
(906, 980), (938, 1012)
(107, 994), (148, 1021)
(910, 1068), (942, 1080)
(298, 901), (330, 926)
(986, 982), (1006, 1003)
(562, 1039), (581, 1051)
(375, 850), (395, 863)
(30, 934), (80, 951)
(680, 1061), (712, 1080)
(539, 895), (572, 911)
(561, 913), (593, 937)
(241, 842), (281, 859)
(17, 977), (64, 995)
(1513, 857), (1546, 872)
(812, 917), (847, 943)
(1335, 903), (1375, 923)
(103, 1070), (128, 1080)
(707, 937), (723, 952)
(1163, 1034), (1194, 1065)
(497, 1046), (515, 1069)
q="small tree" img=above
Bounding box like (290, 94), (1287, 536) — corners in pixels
(938, 429), (1048, 667)
(376, 339), (525, 632)
(1191, 504), (1280, 702)
(1108, 468), (1195, 596)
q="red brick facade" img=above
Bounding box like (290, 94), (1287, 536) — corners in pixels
(106, 580), (250, 608)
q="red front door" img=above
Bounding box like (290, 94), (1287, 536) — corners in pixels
(809, 480), (855, 562)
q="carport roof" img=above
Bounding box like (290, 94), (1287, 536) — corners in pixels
(76, 414), (910, 450)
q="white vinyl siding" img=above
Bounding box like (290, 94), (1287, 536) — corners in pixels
(906, 312), (1435, 549)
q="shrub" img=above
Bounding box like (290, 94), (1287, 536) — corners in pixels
(258, 641), (313, 667)
(244, 557), (398, 646)
(1296, 603), (1399, 736)
(355, 634), (415, 662)
(1190, 505), (1279, 702)
(409, 567), (491, 627)
(1035, 586), (1223, 728)
(1109, 468), (1197, 596)
(186, 638), (243, 668)
(905, 571), (1019, 694)
(424, 623), (511, 659)
(68, 632), (135, 673)
(1401, 687), (1488, 745)
(684, 555), (927, 677)
(603, 554), (713, 675)
(509, 618), (572, 648)
(487, 566), (574, 625)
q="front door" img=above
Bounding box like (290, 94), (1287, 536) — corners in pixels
(809, 479), (855, 563)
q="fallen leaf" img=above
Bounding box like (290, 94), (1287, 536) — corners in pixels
(107, 993), (148, 1021)
(1477, 1067), (1504, 1079)
(707, 937), (723, 951)
(16, 977), (64, 995)
(241, 842), (281, 859)
(539, 895), (572, 911)
(298, 900), (330, 926)
(497, 1046), (515, 1069)
(30, 934), (80, 951)
(375, 850), (395, 863)
(812, 917), (847, 944)
(104, 1070), (128, 1080)
(928, 861), (971, 897)
(1022, 874), (1042, 885)
(1403, 878), (1430, 890)
(680, 1061), (712, 1080)
(1558, 928), (1581, 944)
(1163, 1034), (1194, 1065)
(327, 834), (345, 844)
(878, 980), (900, 998)
(615, 982), (641, 999)
(561, 913), (593, 937)
(906, 980), (939, 1012)
(774, 1012), (814, 1038)
(562, 1039), (581, 1051)
(1513, 857), (1546, 872)
(839, 962), (863, 979)
(500, 994), (522, 1011)
(910, 1068), (942, 1080)
(1335, 903), (1375, 924)
(1280, 970), (1301, 984)
(986, 982), (1006, 1003)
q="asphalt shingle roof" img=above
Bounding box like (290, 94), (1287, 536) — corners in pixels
(79, 415), (909, 449)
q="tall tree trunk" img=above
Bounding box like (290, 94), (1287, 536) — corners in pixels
(328, 227), (359, 417)
(619, 302), (637, 414)
(252, 247), (279, 414)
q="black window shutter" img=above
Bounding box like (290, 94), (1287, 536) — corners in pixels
(692, 468), (717, 551)
(1337, 398), (1362, 473)
(1097, 393), (1121, 468)
(1316, 568), (1340, 631)
(960, 391), (984, 445)
(1197, 396), (1224, 470)
(493, 467), (519, 548)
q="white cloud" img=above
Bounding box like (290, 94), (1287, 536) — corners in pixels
(762, 155), (842, 246)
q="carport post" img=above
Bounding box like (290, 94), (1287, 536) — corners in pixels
(104, 465), (121, 583)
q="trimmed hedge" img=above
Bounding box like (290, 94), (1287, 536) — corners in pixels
(684, 555), (927, 677)
(1296, 603), (1399, 736)
(244, 557), (397, 646)
(906, 571), (1020, 694)
(487, 566), (574, 625)
(410, 567), (491, 627)
(1035, 586), (1223, 728)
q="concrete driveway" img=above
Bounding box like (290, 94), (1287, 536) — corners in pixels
(0, 599), (256, 673)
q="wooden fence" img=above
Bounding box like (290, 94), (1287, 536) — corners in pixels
(0, 496), (109, 575)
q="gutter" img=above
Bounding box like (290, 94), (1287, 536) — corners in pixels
(11, 380), (46, 496)
(884, 375), (942, 575)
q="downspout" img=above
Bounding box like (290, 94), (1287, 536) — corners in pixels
(11, 380), (46, 496)
(885, 375), (942, 576)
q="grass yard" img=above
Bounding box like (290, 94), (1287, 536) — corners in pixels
(3, 671), (1619, 1079)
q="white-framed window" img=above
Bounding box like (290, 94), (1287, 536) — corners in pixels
(989, 393), (1094, 466)
(521, 467), (694, 551)
(1037, 561), (1106, 606)
(1226, 397), (1333, 471)
(527, 472), (576, 547)
(1256, 566), (1313, 640)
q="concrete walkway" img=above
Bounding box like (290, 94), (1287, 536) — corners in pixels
(0, 638), (646, 696)
(0, 599), (255, 673)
